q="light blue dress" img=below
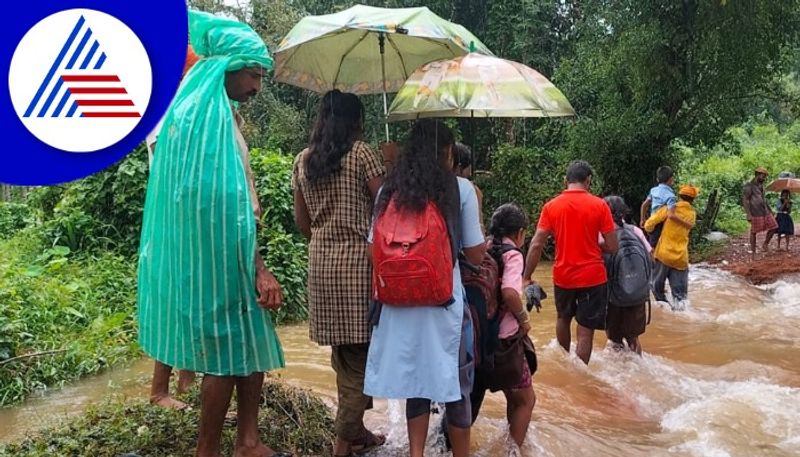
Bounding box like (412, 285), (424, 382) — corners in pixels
(364, 178), (484, 402)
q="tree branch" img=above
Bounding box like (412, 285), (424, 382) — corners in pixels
(0, 349), (67, 367)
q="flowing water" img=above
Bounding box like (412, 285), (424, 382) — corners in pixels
(2, 264), (800, 456)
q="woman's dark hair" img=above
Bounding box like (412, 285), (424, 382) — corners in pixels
(489, 203), (530, 240)
(376, 120), (455, 216)
(680, 194), (695, 204)
(604, 195), (630, 226)
(453, 143), (472, 171)
(305, 90), (364, 183)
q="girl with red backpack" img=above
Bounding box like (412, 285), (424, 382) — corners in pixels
(365, 120), (486, 457)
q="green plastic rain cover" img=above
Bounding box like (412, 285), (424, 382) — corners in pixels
(137, 10), (283, 376)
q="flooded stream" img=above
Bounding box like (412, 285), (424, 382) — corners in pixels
(2, 264), (799, 456)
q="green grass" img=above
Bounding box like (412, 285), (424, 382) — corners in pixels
(0, 231), (140, 406)
(0, 378), (335, 457)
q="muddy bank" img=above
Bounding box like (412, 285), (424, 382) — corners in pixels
(706, 224), (800, 284)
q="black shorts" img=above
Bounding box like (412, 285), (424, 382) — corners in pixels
(554, 283), (608, 330)
(606, 303), (647, 342)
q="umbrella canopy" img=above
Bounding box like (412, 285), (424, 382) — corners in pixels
(767, 178), (800, 193)
(387, 53), (575, 121)
(273, 5), (492, 95)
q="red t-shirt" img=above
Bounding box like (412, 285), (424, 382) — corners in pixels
(537, 189), (615, 289)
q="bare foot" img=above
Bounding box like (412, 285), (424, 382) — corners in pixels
(234, 442), (291, 457)
(150, 394), (190, 411)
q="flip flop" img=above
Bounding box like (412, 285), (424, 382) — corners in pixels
(350, 430), (386, 455)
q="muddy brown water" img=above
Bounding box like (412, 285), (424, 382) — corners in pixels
(2, 264), (799, 456)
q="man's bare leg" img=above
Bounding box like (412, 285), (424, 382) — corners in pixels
(197, 375), (235, 457)
(575, 324), (595, 364)
(556, 317), (572, 354)
(177, 370), (197, 395)
(751, 232), (758, 261)
(234, 372), (283, 457)
(150, 361), (189, 410)
(764, 230), (776, 253)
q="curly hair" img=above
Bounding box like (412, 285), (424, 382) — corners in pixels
(603, 195), (630, 226)
(305, 90), (364, 183)
(489, 203), (530, 240)
(376, 120), (456, 217)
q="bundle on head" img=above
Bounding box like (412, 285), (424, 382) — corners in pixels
(305, 89), (364, 183)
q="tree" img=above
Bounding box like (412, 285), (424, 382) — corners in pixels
(551, 0), (800, 213)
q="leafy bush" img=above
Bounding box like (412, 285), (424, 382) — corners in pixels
(250, 148), (309, 323)
(27, 147), (149, 255)
(478, 144), (566, 225)
(680, 120), (800, 235)
(0, 378), (334, 457)
(0, 202), (33, 239)
(0, 233), (139, 406)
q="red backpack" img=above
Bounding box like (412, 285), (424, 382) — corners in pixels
(372, 198), (454, 307)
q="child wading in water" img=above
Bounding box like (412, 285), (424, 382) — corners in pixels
(469, 203), (537, 448)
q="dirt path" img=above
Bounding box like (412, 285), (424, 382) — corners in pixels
(706, 223), (800, 284)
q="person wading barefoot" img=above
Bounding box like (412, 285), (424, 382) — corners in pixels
(137, 11), (290, 457)
(523, 161), (618, 365)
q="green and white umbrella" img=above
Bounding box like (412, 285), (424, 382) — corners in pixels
(273, 4), (492, 139)
(387, 53), (575, 121)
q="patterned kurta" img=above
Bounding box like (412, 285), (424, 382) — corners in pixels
(292, 141), (385, 346)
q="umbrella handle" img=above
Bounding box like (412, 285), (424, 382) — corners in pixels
(379, 33), (389, 142)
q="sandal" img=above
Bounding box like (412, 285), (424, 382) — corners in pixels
(350, 430), (386, 455)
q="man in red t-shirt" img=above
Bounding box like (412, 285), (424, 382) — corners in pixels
(523, 161), (618, 364)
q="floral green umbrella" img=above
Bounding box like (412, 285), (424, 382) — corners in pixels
(273, 4), (492, 138)
(387, 53), (575, 121)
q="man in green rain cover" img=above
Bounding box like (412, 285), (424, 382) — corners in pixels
(137, 11), (289, 457)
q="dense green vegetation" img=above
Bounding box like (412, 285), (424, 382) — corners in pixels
(0, 148), (306, 406)
(681, 120), (800, 235)
(0, 379), (334, 456)
(0, 234), (138, 406)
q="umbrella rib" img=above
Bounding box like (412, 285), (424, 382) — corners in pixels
(385, 34), (409, 81)
(332, 30), (371, 89)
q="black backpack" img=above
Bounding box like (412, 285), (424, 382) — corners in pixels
(460, 240), (521, 372)
(606, 224), (651, 307)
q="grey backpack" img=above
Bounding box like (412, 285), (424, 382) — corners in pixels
(606, 224), (652, 307)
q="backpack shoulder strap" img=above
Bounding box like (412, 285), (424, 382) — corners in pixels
(443, 175), (461, 267)
(488, 239), (522, 276)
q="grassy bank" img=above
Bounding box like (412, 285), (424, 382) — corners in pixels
(0, 231), (140, 406)
(0, 378), (334, 456)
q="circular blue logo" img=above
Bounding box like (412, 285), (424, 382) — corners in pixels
(1, 0), (188, 185)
